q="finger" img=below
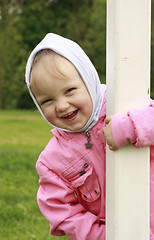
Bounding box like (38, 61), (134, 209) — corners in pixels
(109, 145), (114, 151)
(102, 127), (106, 134)
(109, 145), (119, 151)
(102, 125), (108, 134)
(105, 116), (112, 124)
(109, 145), (116, 151)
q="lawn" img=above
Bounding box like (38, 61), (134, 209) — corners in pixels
(0, 110), (69, 240)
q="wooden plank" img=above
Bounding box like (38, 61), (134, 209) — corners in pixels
(106, 0), (151, 239)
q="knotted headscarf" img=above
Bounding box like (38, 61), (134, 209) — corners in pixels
(25, 33), (106, 132)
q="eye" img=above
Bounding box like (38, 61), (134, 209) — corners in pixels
(41, 99), (52, 105)
(65, 88), (76, 94)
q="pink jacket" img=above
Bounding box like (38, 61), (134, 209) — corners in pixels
(36, 97), (154, 240)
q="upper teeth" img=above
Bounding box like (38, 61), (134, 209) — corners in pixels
(64, 112), (74, 118)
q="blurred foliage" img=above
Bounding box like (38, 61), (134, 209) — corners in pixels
(0, 0), (153, 109)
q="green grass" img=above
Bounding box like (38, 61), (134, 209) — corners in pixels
(0, 110), (69, 240)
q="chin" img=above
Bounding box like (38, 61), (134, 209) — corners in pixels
(70, 124), (85, 132)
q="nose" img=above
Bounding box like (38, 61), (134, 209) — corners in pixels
(55, 99), (69, 113)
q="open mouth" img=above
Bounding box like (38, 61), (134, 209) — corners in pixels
(62, 109), (78, 120)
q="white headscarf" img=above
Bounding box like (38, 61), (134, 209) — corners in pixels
(25, 33), (106, 132)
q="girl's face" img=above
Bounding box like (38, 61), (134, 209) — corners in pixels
(30, 53), (93, 131)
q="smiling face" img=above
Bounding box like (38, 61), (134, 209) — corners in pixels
(30, 51), (93, 131)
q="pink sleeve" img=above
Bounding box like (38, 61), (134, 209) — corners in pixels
(111, 100), (154, 148)
(151, 229), (154, 240)
(36, 162), (105, 240)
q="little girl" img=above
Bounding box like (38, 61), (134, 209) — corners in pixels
(25, 33), (154, 240)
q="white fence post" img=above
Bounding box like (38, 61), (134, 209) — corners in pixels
(106, 0), (151, 240)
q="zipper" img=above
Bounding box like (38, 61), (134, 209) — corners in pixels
(85, 131), (93, 149)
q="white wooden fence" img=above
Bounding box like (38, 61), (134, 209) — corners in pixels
(106, 0), (151, 239)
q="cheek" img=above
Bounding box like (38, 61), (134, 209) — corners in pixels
(83, 96), (93, 120)
(76, 93), (92, 107)
(80, 95), (93, 114)
(43, 108), (55, 123)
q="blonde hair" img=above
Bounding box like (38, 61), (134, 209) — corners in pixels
(30, 49), (68, 93)
(30, 49), (54, 72)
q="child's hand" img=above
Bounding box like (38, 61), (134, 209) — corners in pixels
(103, 116), (119, 151)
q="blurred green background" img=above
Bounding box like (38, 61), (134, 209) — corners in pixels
(0, 111), (70, 239)
(0, 0), (153, 111)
